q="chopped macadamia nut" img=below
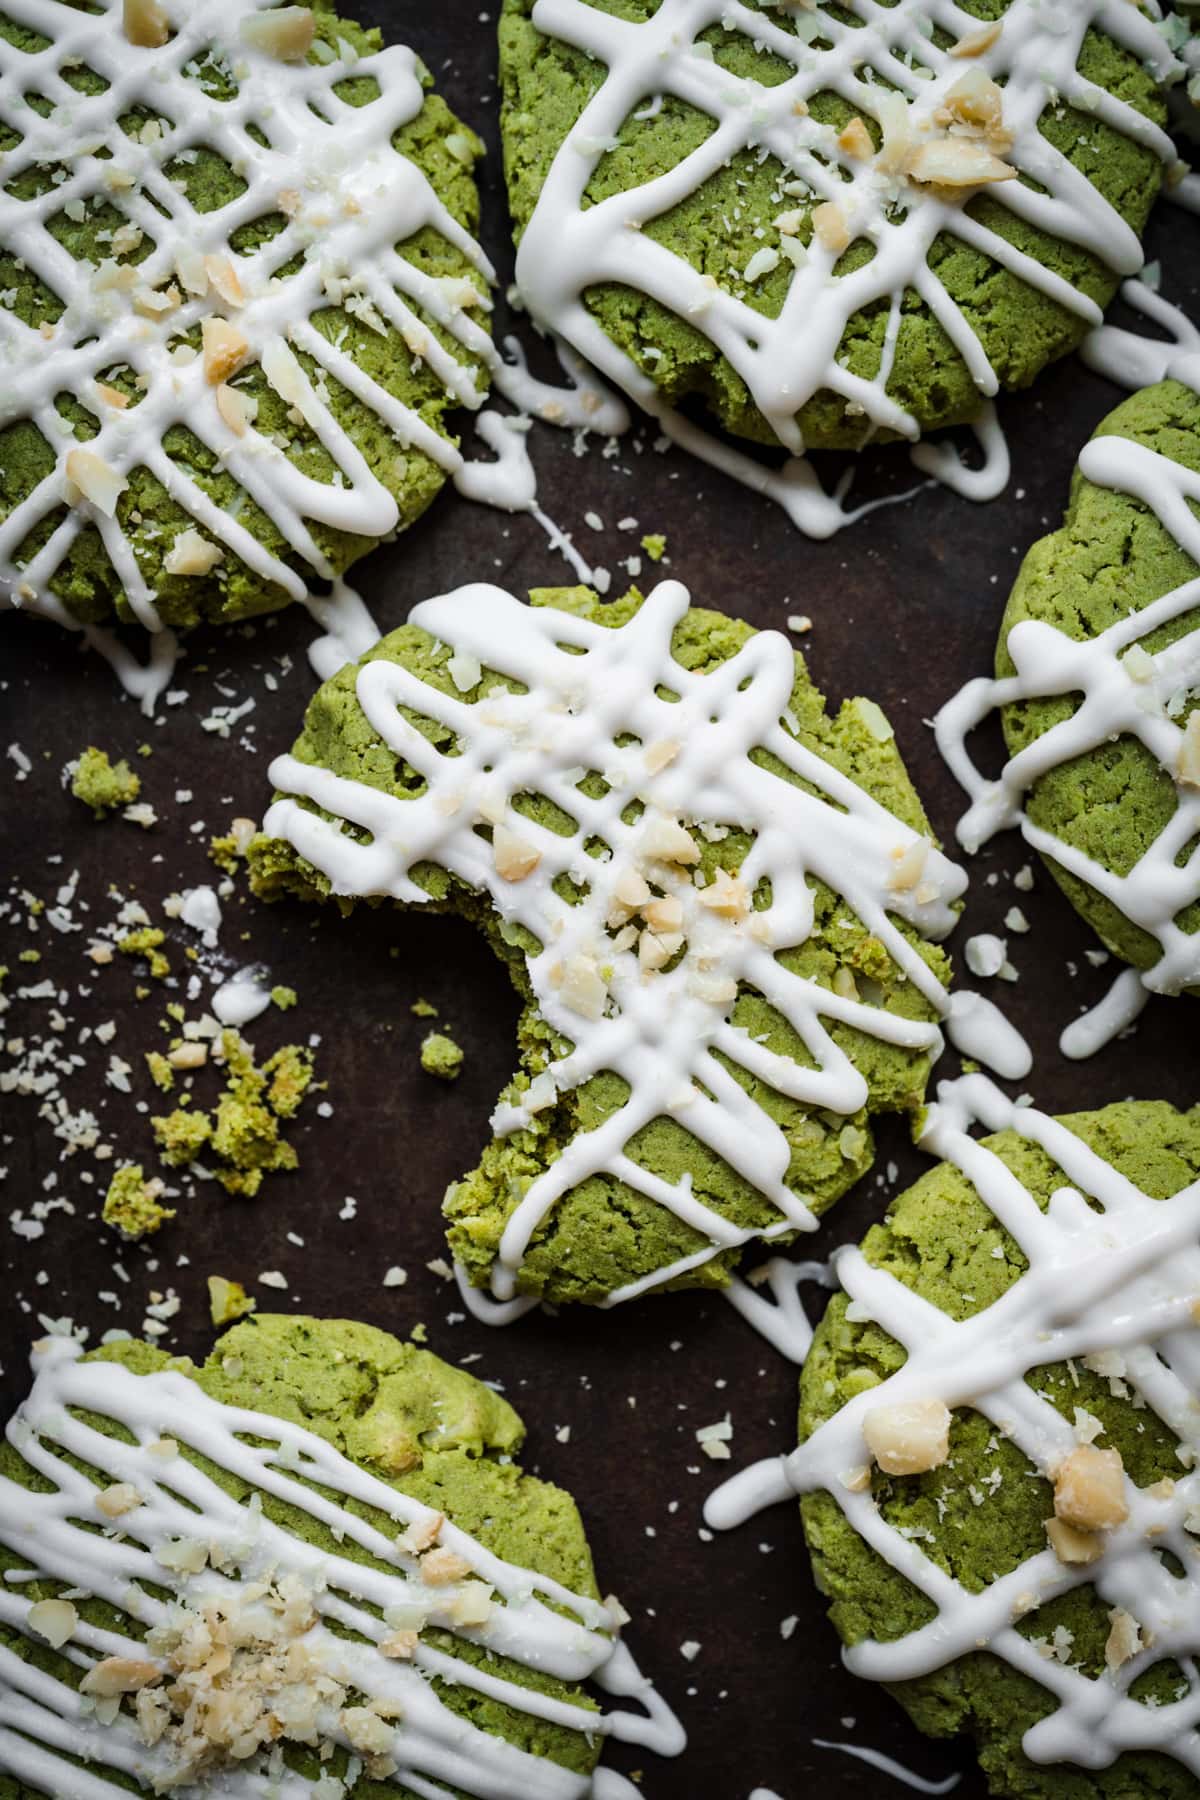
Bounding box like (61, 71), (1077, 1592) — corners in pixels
(615, 864), (651, 914)
(380, 1629), (419, 1659)
(812, 200), (850, 253)
(95, 1482), (142, 1519)
(888, 838), (929, 892)
(557, 953), (607, 1019)
(339, 1706), (395, 1756)
(447, 1581), (493, 1627)
(1045, 1517), (1105, 1565)
(419, 1546), (473, 1586)
(81, 1657), (162, 1697)
(906, 139), (1015, 188)
(133, 283), (180, 319)
(642, 815), (700, 865)
(951, 18), (1002, 56)
(398, 1512), (443, 1556)
(642, 895), (684, 934)
(164, 529), (224, 578)
(201, 317), (250, 386)
(1105, 1607), (1145, 1671)
(1178, 714), (1200, 789)
(123, 0), (168, 48)
(837, 116), (874, 160)
(862, 1399), (951, 1477)
(216, 383), (257, 436)
(27, 1598), (78, 1648)
(65, 449), (127, 518)
(95, 382), (129, 410)
(203, 255), (244, 307)
(697, 868), (749, 919)
(638, 929), (676, 972)
(175, 246), (208, 296)
(940, 67), (1006, 134)
(492, 822), (541, 882)
(1053, 1444), (1129, 1533)
(239, 5), (316, 60)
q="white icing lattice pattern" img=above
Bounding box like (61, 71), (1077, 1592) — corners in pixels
(937, 290), (1200, 1057)
(0, 0), (494, 639)
(708, 1072), (1200, 1779)
(512, 0), (1181, 532)
(0, 1338), (682, 1799)
(265, 580), (968, 1305)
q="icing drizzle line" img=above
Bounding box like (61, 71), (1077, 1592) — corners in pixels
(936, 285), (1200, 1058)
(512, 0), (1181, 535)
(0, 1338), (683, 1799)
(707, 1070), (1200, 1781)
(265, 579), (973, 1306)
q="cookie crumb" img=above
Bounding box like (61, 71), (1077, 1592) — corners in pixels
(421, 1031), (464, 1082)
(102, 1164), (175, 1241)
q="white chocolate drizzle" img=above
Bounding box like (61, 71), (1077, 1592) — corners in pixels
(264, 579), (968, 1304)
(0, 1336), (683, 1798)
(707, 1070), (1200, 1779)
(936, 295), (1200, 1056)
(812, 1740), (961, 1795)
(510, 0), (1181, 532)
(722, 1255), (838, 1364)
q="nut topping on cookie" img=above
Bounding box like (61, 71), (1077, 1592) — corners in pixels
(863, 1399), (952, 1476)
(1053, 1444), (1129, 1533)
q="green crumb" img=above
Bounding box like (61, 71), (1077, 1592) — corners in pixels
(102, 1163), (175, 1240)
(421, 1031), (464, 1081)
(260, 1040), (314, 1119)
(148, 1030), (315, 1197)
(411, 996), (439, 1018)
(207, 1274), (257, 1329)
(208, 834), (241, 876)
(269, 985), (298, 1011)
(145, 1051), (174, 1093)
(152, 1105), (212, 1167)
(118, 927), (170, 980)
(211, 1030), (314, 1194)
(70, 747), (140, 817)
(17, 949), (39, 964)
(640, 533), (667, 562)
(208, 822), (255, 875)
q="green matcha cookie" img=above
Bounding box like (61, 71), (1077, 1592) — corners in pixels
(500, 0), (1175, 456)
(0, 1), (490, 635)
(937, 376), (1200, 1041)
(0, 1315), (679, 1796)
(253, 579), (962, 1308)
(798, 1080), (1200, 1800)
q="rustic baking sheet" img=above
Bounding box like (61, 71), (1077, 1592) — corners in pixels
(2, 6), (1199, 1795)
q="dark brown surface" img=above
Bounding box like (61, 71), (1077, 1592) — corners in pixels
(1, 8), (1198, 1797)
